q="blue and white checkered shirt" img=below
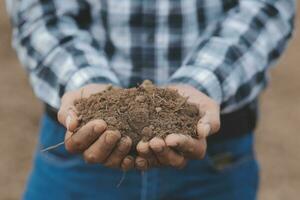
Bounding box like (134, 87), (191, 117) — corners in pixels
(6, 0), (295, 113)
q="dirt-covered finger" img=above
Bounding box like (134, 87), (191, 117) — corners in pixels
(165, 134), (207, 159)
(149, 137), (186, 168)
(104, 136), (132, 168)
(121, 156), (135, 171)
(135, 154), (160, 170)
(57, 91), (80, 130)
(135, 156), (149, 171)
(199, 107), (220, 135)
(65, 119), (107, 153)
(136, 141), (152, 158)
(165, 134), (194, 154)
(83, 130), (121, 163)
(197, 122), (211, 138)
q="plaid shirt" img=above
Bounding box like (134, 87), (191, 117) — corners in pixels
(6, 0), (295, 113)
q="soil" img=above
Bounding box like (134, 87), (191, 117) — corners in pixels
(74, 80), (200, 150)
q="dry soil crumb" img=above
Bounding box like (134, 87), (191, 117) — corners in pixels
(74, 80), (201, 152)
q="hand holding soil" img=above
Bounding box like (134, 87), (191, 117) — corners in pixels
(135, 83), (221, 170)
(58, 81), (220, 171)
(57, 84), (135, 171)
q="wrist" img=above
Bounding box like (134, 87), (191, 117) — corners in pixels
(65, 66), (121, 93)
(167, 67), (223, 104)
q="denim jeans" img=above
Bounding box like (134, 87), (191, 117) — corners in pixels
(23, 114), (259, 200)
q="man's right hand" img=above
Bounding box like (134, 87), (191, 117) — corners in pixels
(57, 84), (134, 171)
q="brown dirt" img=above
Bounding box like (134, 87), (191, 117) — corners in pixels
(75, 81), (200, 151)
(0, 1), (300, 200)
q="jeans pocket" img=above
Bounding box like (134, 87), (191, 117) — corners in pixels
(206, 134), (255, 173)
(207, 151), (254, 172)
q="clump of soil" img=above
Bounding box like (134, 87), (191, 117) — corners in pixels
(74, 80), (201, 152)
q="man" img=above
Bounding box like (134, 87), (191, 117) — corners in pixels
(6, 0), (294, 199)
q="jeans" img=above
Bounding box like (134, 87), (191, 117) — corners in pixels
(23, 114), (259, 200)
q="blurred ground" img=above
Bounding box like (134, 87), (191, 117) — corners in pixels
(0, 2), (299, 200)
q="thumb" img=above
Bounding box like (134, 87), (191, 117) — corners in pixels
(64, 109), (78, 131)
(197, 110), (220, 138)
(57, 93), (79, 131)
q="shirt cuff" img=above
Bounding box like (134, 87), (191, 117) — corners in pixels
(65, 66), (121, 92)
(168, 66), (223, 104)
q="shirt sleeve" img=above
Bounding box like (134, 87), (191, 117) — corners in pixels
(168, 0), (295, 113)
(6, 0), (121, 109)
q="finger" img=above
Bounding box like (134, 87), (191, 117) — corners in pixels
(149, 137), (187, 169)
(58, 93), (79, 131)
(65, 130), (73, 142)
(196, 121), (211, 138)
(135, 154), (160, 170)
(135, 156), (149, 171)
(121, 156), (135, 171)
(136, 141), (152, 158)
(165, 134), (207, 159)
(65, 119), (107, 153)
(198, 107), (220, 135)
(104, 136), (132, 168)
(66, 109), (79, 131)
(58, 85), (109, 131)
(83, 130), (121, 163)
(136, 141), (160, 170)
(135, 156), (161, 171)
(58, 107), (78, 132)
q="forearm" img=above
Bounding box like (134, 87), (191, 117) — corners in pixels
(7, 0), (121, 109)
(168, 0), (295, 113)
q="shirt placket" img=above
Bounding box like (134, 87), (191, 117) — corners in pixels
(141, 0), (156, 83)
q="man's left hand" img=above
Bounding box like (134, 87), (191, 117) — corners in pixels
(135, 84), (220, 170)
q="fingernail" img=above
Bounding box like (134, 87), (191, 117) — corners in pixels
(66, 115), (71, 130)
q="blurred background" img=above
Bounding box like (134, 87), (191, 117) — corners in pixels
(0, 2), (299, 200)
